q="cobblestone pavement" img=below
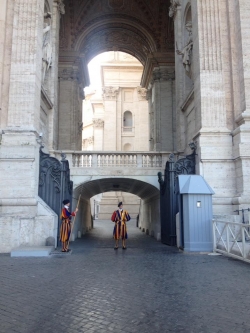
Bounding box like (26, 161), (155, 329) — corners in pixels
(1, 220), (250, 333)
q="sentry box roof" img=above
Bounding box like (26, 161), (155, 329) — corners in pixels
(177, 175), (215, 195)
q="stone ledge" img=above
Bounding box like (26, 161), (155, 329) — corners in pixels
(11, 246), (54, 257)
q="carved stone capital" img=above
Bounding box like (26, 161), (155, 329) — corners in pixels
(58, 68), (80, 81)
(137, 87), (147, 101)
(83, 136), (94, 146)
(151, 68), (175, 83)
(102, 86), (119, 100)
(54, 0), (65, 15)
(92, 118), (104, 128)
(169, 0), (180, 18)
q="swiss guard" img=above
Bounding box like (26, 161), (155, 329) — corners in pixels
(111, 202), (131, 250)
(60, 199), (78, 252)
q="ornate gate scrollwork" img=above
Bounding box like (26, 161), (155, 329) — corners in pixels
(158, 144), (196, 246)
(38, 148), (73, 245)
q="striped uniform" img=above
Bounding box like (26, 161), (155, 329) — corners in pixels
(60, 208), (75, 242)
(111, 210), (131, 240)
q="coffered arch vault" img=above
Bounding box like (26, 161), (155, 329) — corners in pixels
(59, 0), (174, 76)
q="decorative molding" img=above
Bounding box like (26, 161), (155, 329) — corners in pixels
(92, 118), (104, 128)
(137, 87), (147, 101)
(181, 88), (194, 112)
(79, 28), (151, 65)
(108, 0), (125, 10)
(41, 85), (53, 109)
(102, 86), (119, 100)
(169, 0), (181, 18)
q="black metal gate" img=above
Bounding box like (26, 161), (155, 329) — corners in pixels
(158, 146), (196, 246)
(38, 148), (73, 245)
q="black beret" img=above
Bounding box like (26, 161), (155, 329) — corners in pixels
(118, 202), (123, 207)
(63, 199), (70, 205)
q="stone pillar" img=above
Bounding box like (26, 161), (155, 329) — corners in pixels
(231, 0), (250, 209)
(58, 63), (84, 150)
(170, 0), (186, 152)
(102, 86), (119, 151)
(0, 0), (8, 128)
(146, 89), (154, 151)
(149, 67), (175, 152)
(47, 0), (65, 150)
(93, 118), (104, 150)
(1, 0), (44, 202)
(193, 0), (235, 213)
(137, 87), (149, 151)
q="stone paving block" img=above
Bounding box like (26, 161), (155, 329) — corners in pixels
(0, 220), (250, 333)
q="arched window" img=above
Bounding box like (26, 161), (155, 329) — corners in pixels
(123, 111), (133, 132)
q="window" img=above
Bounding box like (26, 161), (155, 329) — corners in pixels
(123, 111), (133, 132)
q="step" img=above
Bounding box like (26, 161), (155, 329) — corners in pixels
(11, 246), (54, 257)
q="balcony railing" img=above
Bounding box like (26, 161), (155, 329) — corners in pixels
(51, 151), (169, 169)
(71, 152), (164, 168)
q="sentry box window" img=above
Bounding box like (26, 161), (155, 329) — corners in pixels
(197, 201), (201, 208)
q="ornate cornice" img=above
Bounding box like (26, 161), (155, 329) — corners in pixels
(102, 86), (119, 100)
(169, 0), (181, 18)
(92, 118), (104, 128)
(137, 87), (147, 101)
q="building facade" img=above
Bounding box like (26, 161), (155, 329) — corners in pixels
(0, 0), (250, 252)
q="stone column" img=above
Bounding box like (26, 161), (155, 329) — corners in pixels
(58, 63), (84, 150)
(93, 119), (104, 150)
(149, 66), (175, 152)
(102, 86), (119, 151)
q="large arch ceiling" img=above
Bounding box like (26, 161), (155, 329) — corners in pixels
(60, 0), (174, 82)
(74, 178), (159, 201)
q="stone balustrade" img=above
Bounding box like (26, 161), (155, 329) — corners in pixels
(51, 151), (170, 169)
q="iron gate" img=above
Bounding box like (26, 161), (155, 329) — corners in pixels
(158, 146), (196, 246)
(38, 148), (73, 245)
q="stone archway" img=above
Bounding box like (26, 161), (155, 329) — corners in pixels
(71, 177), (160, 241)
(58, 0), (176, 152)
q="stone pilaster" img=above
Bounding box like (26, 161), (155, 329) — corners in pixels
(231, 0), (250, 209)
(47, 0), (65, 150)
(102, 86), (119, 150)
(7, 0), (44, 131)
(193, 0), (235, 213)
(58, 63), (84, 150)
(149, 66), (175, 151)
(1, 0), (44, 200)
(93, 118), (104, 150)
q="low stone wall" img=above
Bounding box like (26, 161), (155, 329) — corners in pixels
(0, 197), (58, 253)
(138, 194), (161, 241)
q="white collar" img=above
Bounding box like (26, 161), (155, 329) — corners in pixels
(64, 205), (69, 209)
